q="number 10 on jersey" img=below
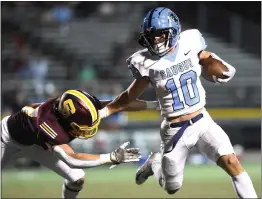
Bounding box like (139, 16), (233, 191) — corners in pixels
(165, 70), (200, 111)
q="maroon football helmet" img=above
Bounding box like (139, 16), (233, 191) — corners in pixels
(57, 89), (102, 139)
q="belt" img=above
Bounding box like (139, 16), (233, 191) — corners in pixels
(165, 113), (203, 153)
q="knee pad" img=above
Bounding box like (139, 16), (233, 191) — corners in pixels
(64, 176), (85, 192)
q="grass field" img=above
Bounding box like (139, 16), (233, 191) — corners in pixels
(2, 163), (261, 198)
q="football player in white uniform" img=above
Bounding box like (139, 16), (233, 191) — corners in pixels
(99, 7), (257, 198)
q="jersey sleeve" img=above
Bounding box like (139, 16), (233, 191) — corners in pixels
(38, 119), (74, 148)
(28, 103), (43, 109)
(35, 120), (59, 150)
(39, 121), (58, 140)
(126, 51), (150, 80)
(193, 29), (207, 53)
(128, 64), (144, 79)
(182, 29), (207, 54)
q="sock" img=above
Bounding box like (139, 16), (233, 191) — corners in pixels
(151, 160), (164, 187)
(62, 180), (83, 199)
(231, 171), (257, 198)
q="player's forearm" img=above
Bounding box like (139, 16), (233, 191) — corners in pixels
(99, 99), (159, 119)
(100, 100), (112, 108)
(71, 153), (101, 161)
(109, 91), (131, 113)
(53, 146), (112, 168)
(123, 100), (159, 112)
(99, 91), (130, 118)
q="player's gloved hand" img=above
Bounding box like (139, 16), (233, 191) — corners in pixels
(212, 66), (236, 84)
(110, 141), (141, 164)
(210, 53), (236, 84)
(216, 68), (236, 84)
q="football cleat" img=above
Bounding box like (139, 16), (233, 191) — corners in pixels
(135, 152), (161, 185)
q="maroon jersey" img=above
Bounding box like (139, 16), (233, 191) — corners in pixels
(7, 98), (75, 149)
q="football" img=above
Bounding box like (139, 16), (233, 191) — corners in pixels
(200, 57), (229, 83)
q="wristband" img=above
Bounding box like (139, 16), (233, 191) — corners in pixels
(100, 154), (111, 164)
(99, 107), (110, 119)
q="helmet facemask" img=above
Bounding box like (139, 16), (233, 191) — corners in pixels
(139, 27), (178, 57)
(138, 8), (181, 57)
(69, 118), (101, 140)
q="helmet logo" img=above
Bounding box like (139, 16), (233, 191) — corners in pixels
(63, 99), (76, 118)
(168, 12), (179, 25)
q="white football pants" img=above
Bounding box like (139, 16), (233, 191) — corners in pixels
(159, 108), (235, 191)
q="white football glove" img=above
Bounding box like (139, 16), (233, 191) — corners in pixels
(211, 53), (236, 84)
(212, 68), (236, 84)
(216, 69), (236, 84)
(109, 141), (141, 169)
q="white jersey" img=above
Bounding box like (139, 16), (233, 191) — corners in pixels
(127, 29), (207, 118)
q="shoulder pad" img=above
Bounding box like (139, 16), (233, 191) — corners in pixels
(37, 98), (57, 125)
(180, 29), (207, 53)
(126, 49), (150, 80)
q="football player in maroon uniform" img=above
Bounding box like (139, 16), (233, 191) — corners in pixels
(1, 89), (159, 198)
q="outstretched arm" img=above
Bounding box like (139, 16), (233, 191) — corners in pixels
(52, 144), (110, 168)
(124, 99), (159, 112)
(99, 78), (151, 119)
(100, 99), (159, 112)
(52, 143), (141, 169)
